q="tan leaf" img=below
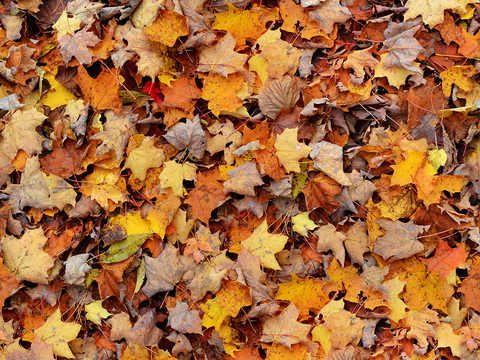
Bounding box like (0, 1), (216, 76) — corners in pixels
(258, 76), (301, 119)
(197, 32), (248, 78)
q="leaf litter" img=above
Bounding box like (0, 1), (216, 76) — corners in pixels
(0, 0), (480, 358)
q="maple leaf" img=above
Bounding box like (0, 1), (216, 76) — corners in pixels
(159, 161), (197, 197)
(404, 0), (470, 28)
(373, 219), (429, 261)
(382, 26), (425, 73)
(168, 301), (203, 334)
(343, 48), (379, 78)
(184, 236), (215, 263)
(90, 107), (138, 160)
(144, 9), (189, 47)
(163, 115), (207, 159)
(52, 10), (81, 38)
(223, 161), (264, 197)
(34, 309), (81, 358)
(197, 32), (248, 78)
(85, 300), (112, 325)
(241, 220), (288, 270)
(5, 156), (77, 213)
(260, 303), (311, 348)
(212, 4), (272, 46)
(123, 136), (165, 181)
(1, 108), (47, 159)
(260, 39), (302, 79)
(374, 53), (423, 88)
(302, 173), (341, 212)
(186, 257), (227, 301)
(142, 244), (193, 297)
(274, 128), (312, 173)
(314, 224), (347, 266)
(58, 25), (101, 65)
(276, 274), (330, 313)
(323, 309), (366, 348)
(201, 280), (252, 330)
(422, 240), (467, 281)
(119, 21), (168, 79)
(309, 0), (352, 34)
(201, 72), (247, 117)
(74, 66), (123, 114)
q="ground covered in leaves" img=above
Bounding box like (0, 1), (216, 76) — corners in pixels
(1, 0), (480, 358)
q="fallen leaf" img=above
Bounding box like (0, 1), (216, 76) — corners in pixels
(197, 32), (248, 78)
(241, 220), (288, 270)
(260, 303), (311, 348)
(34, 309), (81, 358)
(58, 26), (101, 65)
(373, 219), (429, 261)
(164, 115), (207, 158)
(168, 301), (203, 334)
(123, 136), (165, 181)
(74, 66), (123, 114)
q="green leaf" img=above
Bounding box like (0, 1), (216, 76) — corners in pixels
(101, 233), (151, 264)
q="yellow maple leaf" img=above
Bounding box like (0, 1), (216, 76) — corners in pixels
(85, 300), (112, 325)
(52, 10), (81, 38)
(2, 228), (54, 284)
(212, 4), (268, 47)
(144, 9), (188, 47)
(34, 309), (81, 358)
(404, 0), (471, 28)
(274, 128), (312, 173)
(241, 220), (288, 270)
(123, 136), (165, 181)
(159, 161), (197, 197)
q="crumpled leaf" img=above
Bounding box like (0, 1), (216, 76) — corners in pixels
(309, 0), (352, 34)
(314, 223), (347, 266)
(90, 107), (138, 160)
(63, 253), (92, 286)
(164, 115), (207, 159)
(343, 48), (379, 78)
(310, 141), (352, 186)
